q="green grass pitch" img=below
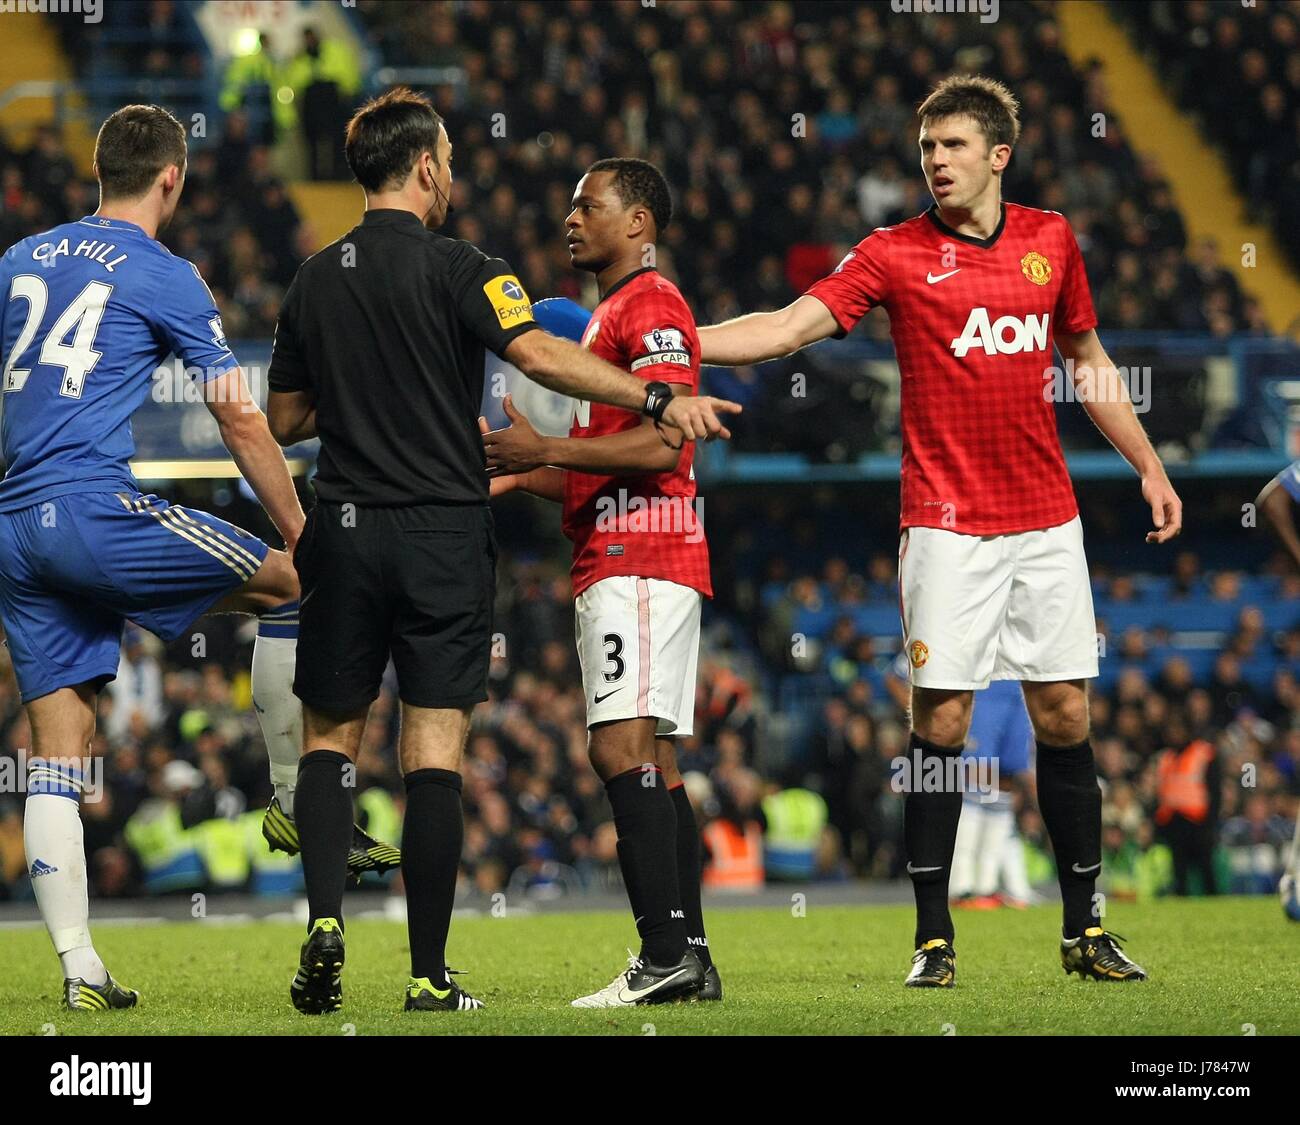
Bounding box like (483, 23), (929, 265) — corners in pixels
(2, 897), (1296, 1035)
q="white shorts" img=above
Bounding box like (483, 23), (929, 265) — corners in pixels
(898, 516), (1099, 690)
(574, 575), (701, 736)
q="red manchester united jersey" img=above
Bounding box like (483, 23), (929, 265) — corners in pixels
(806, 203), (1096, 535)
(562, 268), (712, 598)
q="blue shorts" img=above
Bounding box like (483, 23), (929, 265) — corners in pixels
(964, 679), (1033, 776)
(0, 490), (269, 702)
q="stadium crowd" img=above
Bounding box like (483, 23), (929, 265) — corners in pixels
(358, 0), (1268, 337)
(2, 2), (1270, 341)
(1116, 0), (1300, 280)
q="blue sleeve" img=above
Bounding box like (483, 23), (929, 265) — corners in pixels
(1278, 462), (1300, 504)
(152, 259), (239, 382)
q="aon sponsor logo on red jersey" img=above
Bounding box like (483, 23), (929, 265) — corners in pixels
(950, 307), (1049, 357)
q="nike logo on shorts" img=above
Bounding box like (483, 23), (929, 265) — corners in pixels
(593, 688), (623, 705)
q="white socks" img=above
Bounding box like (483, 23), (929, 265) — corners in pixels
(950, 799), (981, 898)
(951, 793), (1023, 900)
(976, 797), (1015, 897)
(252, 602), (302, 816)
(24, 762), (107, 986)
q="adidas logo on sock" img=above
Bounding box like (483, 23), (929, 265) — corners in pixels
(29, 858), (58, 878)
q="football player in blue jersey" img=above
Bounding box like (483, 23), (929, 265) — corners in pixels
(1256, 462), (1300, 921)
(0, 105), (393, 1012)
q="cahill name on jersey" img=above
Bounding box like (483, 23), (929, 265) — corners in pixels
(806, 203), (1096, 536)
(562, 268), (712, 599)
(0, 216), (237, 512)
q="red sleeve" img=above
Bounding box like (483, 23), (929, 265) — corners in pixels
(803, 229), (891, 335)
(618, 282), (699, 388)
(1053, 218), (1098, 335)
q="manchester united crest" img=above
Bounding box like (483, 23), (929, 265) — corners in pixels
(1020, 251), (1051, 285)
(909, 640), (929, 669)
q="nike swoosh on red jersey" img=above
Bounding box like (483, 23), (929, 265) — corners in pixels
(925, 269), (961, 284)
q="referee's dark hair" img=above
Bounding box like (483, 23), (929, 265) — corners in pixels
(586, 158), (672, 235)
(94, 105), (187, 200)
(345, 87), (445, 193)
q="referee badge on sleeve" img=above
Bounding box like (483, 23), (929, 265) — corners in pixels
(484, 275), (535, 329)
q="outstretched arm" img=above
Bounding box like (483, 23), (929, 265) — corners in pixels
(504, 329), (740, 440)
(697, 295), (840, 366)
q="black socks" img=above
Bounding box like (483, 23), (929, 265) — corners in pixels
(1036, 738), (1103, 939)
(606, 765), (687, 966)
(903, 732), (965, 948)
(403, 768), (464, 988)
(670, 782), (712, 970)
(296, 749), (354, 932)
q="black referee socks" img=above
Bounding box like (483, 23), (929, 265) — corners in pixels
(1036, 738), (1103, 939)
(903, 732), (965, 948)
(606, 766), (687, 967)
(402, 768), (464, 988)
(296, 749), (355, 932)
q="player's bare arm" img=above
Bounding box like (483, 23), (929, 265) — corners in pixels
(1256, 475), (1300, 570)
(485, 392), (684, 478)
(504, 329), (740, 440)
(266, 388), (318, 445)
(697, 294), (840, 367)
(1055, 328), (1182, 544)
(205, 368), (306, 550)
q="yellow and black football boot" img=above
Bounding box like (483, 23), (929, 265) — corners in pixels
(1061, 927), (1147, 981)
(904, 938), (956, 988)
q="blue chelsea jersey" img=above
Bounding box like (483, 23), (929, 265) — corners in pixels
(0, 215), (238, 512)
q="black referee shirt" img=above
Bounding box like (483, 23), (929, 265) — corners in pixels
(267, 208), (538, 506)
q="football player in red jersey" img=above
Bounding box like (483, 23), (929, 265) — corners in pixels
(485, 159), (722, 1006)
(698, 76), (1182, 987)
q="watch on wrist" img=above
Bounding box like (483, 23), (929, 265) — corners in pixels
(642, 380), (673, 422)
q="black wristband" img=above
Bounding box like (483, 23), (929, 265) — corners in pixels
(642, 381), (673, 422)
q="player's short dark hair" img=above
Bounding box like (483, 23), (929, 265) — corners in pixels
(345, 87), (445, 193)
(94, 105), (187, 200)
(586, 158), (672, 235)
(917, 74), (1021, 150)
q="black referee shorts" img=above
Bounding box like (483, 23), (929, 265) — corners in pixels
(292, 501), (496, 713)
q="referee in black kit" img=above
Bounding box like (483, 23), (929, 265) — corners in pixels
(266, 87), (739, 1014)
